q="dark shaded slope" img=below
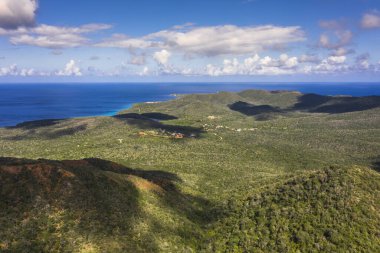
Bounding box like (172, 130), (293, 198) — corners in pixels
(229, 92), (380, 120)
(207, 167), (380, 252)
(228, 101), (284, 121)
(293, 94), (380, 113)
(0, 157), (208, 253)
(114, 113), (204, 137)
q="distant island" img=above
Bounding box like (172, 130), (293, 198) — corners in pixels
(1, 89), (379, 252)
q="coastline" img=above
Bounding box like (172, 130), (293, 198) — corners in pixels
(0, 95), (177, 128)
(2, 86), (380, 128)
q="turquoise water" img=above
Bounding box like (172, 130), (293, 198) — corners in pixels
(0, 82), (379, 127)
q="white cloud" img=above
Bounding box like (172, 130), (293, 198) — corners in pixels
(97, 25), (305, 57)
(332, 47), (355, 57)
(139, 66), (150, 76)
(0, 64), (39, 76)
(153, 49), (171, 65)
(327, 55), (346, 64)
(0, 64), (18, 75)
(152, 25), (304, 56)
(3, 53), (378, 78)
(204, 54), (299, 76)
(20, 68), (35, 76)
(151, 49), (195, 75)
(279, 54), (298, 68)
(361, 11), (380, 29)
(3, 23), (112, 48)
(201, 53), (376, 76)
(0, 0), (37, 29)
(32, 23), (111, 35)
(303, 56), (349, 74)
(10, 33), (88, 48)
(56, 60), (82, 76)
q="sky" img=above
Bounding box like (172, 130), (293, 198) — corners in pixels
(0, 0), (380, 82)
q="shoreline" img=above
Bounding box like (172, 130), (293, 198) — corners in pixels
(1, 88), (380, 128)
(0, 95), (177, 129)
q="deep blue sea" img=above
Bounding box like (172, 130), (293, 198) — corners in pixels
(0, 82), (379, 127)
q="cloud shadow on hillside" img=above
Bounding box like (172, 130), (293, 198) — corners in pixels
(7, 119), (65, 130)
(292, 94), (380, 113)
(114, 113), (204, 137)
(0, 157), (216, 252)
(229, 94), (380, 120)
(228, 101), (284, 121)
(3, 122), (87, 140)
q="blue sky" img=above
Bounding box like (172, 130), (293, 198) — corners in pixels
(0, 0), (380, 82)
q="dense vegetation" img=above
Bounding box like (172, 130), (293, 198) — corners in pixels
(0, 157), (205, 252)
(0, 89), (379, 252)
(207, 167), (380, 252)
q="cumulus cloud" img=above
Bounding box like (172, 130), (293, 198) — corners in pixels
(0, 64), (20, 75)
(138, 66), (150, 76)
(152, 50), (192, 75)
(56, 60), (82, 76)
(0, 62), (98, 77)
(0, 64), (40, 76)
(201, 53), (376, 76)
(153, 49), (171, 65)
(0, 0), (38, 29)
(204, 54), (300, 76)
(97, 24), (305, 57)
(327, 55), (346, 64)
(361, 10), (380, 29)
(302, 56), (349, 74)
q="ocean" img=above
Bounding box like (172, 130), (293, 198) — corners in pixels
(0, 82), (379, 127)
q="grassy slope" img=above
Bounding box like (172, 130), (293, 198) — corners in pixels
(0, 89), (379, 252)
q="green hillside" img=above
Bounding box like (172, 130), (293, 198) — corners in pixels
(207, 166), (380, 252)
(0, 89), (379, 252)
(0, 157), (206, 252)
